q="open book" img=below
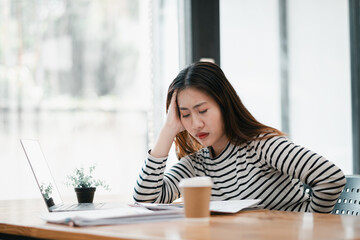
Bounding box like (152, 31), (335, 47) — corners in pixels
(39, 199), (261, 227)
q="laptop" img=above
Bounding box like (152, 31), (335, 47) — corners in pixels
(20, 139), (118, 212)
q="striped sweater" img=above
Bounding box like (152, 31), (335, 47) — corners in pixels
(133, 135), (346, 213)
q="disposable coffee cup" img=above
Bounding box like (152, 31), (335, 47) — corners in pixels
(179, 177), (213, 221)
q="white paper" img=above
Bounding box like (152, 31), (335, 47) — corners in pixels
(39, 200), (261, 226)
(39, 204), (184, 226)
(137, 199), (261, 213)
(134, 202), (184, 210)
(210, 199), (261, 213)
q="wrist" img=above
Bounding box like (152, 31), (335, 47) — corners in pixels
(162, 124), (179, 139)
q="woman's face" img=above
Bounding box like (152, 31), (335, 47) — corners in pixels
(177, 87), (228, 156)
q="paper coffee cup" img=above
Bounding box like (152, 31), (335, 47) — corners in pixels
(179, 177), (213, 220)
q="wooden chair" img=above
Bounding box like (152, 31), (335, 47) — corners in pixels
(332, 175), (360, 216)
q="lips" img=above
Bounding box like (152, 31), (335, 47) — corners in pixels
(196, 132), (209, 139)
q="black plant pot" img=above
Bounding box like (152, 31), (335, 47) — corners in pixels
(46, 197), (55, 207)
(75, 187), (96, 203)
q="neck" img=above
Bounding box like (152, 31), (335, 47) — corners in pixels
(210, 141), (229, 158)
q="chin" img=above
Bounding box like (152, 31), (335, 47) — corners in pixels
(198, 139), (212, 148)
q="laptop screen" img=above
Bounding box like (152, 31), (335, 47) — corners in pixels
(20, 139), (63, 209)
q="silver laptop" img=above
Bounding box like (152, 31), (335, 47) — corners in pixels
(20, 139), (116, 212)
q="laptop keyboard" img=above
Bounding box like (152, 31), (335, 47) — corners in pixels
(55, 202), (105, 211)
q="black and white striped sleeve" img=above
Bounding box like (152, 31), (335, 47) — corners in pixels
(133, 151), (196, 203)
(259, 135), (346, 213)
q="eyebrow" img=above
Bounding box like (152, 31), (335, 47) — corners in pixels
(179, 102), (207, 110)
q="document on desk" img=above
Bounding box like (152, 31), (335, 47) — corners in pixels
(137, 199), (261, 214)
(39, 204), (184, 227)
(210, 199), (261, 213)
(39, 200), (261, 227)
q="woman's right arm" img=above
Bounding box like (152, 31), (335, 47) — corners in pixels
(133, 90), (186, 203)
(151, 90), (185, 158)
(133, 152), (196, 203)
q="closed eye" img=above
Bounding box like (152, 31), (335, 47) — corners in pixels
(182, 114), (190, 118)
(199, 109), (207, 114)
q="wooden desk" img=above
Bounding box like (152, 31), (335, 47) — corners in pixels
(1, 198), (360, 240)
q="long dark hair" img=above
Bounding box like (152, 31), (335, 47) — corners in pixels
(167, 61), (284, 159)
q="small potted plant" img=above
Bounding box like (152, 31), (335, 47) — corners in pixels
(65, 165), (110, 203)
(40, 182), (55, 207)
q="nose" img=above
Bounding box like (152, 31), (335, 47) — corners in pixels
(192, 114), (204, 130)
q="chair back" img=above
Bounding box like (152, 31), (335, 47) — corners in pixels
(303, 184), (312, 195)
(332, 175), (360, 215)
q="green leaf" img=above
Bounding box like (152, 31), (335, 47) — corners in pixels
(64, 164), (111, 191)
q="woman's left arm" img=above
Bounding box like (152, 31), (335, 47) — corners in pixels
(259, 135), (346, 213)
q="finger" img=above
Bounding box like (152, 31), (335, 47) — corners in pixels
(169, 90), (179, 115)
(171, 90), (178, 105)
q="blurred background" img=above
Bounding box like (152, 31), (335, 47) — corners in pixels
(0, 0), (351, 202)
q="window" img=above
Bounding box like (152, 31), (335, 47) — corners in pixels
(0, 0), (179, 200)
(220, 0), (351, 173)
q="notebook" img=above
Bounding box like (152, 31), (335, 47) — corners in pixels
(20, 139), (119, 212)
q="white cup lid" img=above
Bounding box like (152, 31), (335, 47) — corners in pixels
(179, 176), (213, 188)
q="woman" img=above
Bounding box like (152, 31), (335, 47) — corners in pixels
(133, 61), (346, 213)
